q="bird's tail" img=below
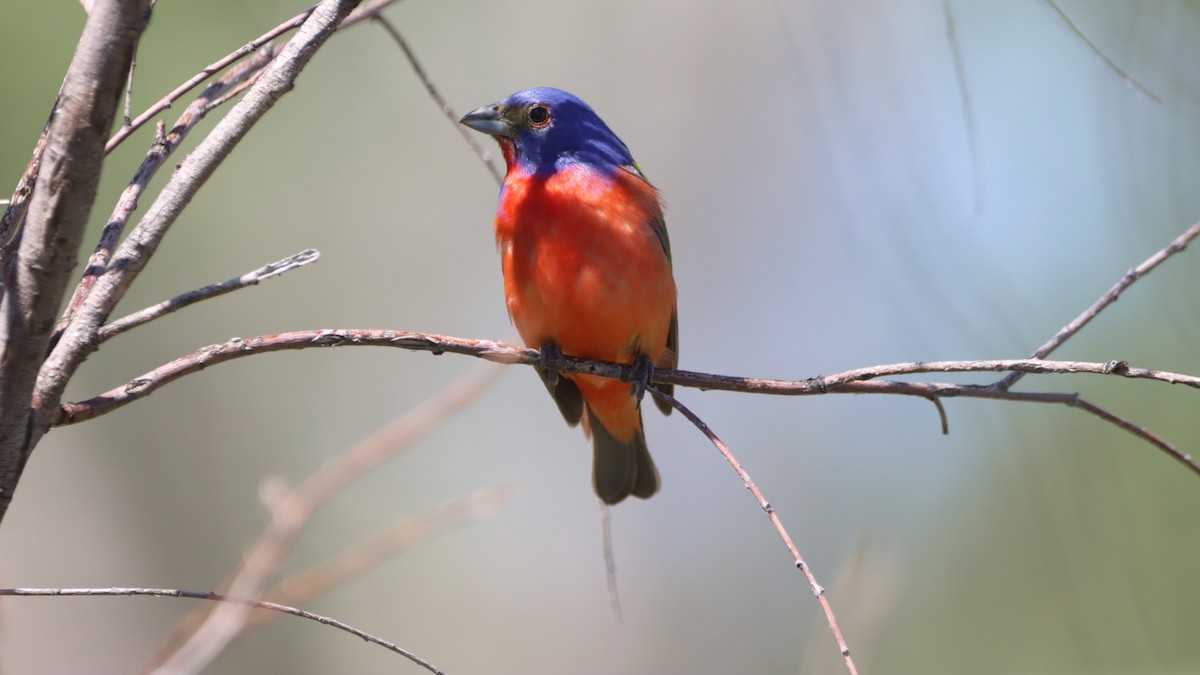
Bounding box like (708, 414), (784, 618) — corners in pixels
(585, 404), (659, 504)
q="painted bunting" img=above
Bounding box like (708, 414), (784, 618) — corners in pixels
(461, 88), (678, 504)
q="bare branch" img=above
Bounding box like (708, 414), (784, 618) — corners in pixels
(1042, 0), (1161, 103)
(105, 10), (312, 154)
(1069, 397), (1197, 474)
(372, 12), (503, 184)
(54, 331), (1200, 478)
(0, 587), (444, 674)
(55, 331), (1200, 426)
(998, 220), (1200, 390)
(38, 0), (362, 474)
(100, 249), (319, 341)
(123, 43), (138, 128)
(57, 46), (278, 340)
(148, 357), (498, 674)
(648, 385), (857, 674)
(246, 482), (520, 633)
(106, 0), (404, 155)
(0, 0), (152, 520)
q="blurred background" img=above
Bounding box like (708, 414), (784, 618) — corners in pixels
(2, 0), (1200, 673)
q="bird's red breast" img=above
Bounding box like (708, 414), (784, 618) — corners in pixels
(496, 163), (676, 441)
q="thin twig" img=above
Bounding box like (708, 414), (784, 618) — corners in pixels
(105, 0), (404, 155)
(372, 13), (503, 184)
(997, 220), (1200, 390)
(837, 379), (1199, 477)
(1069, 397), (1197, 474)
(105, 10), (311, 154)
(56, 46), (277, 344)
(38, 0), (357, 454)
(1042, 0), (1161, 103)
(123, 43), (138, 128)
(146, 358), (501, 674)
(0, 587), (443, 674)
(100, 248), (319, 341)
(647, 385), (857, 674)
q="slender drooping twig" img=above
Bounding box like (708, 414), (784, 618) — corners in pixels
(99, 248), (319, 341)
(1042, 0), (1161, 103)
(0, 587), (444, 675)
(647, 385), (858, 674)
(997, 220), (1200, 390)
(372, 12), (503, 184)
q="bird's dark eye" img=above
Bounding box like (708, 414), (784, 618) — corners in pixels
(527, 104), (551, 128)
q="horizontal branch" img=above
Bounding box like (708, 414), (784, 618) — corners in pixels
(51, 329), (1200, 478)
(0, 587), (443, 674)
(53, 330), (1200, 427)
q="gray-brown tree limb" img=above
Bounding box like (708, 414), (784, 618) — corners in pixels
(52, 329), (1200, 479)
(0, 0), (152, 521)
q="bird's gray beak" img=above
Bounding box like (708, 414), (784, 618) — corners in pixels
(460, 104), (513, 137)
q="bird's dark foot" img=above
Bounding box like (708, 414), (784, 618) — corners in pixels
(624, 354), (655, 403)
(539, 342), (564, 387)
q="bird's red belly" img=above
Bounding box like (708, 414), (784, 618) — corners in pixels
(496, 172), (675, 366)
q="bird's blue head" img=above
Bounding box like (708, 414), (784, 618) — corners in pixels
(460, 87), (634, 177)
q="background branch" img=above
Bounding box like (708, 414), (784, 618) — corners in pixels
(146, 359), (500, 674)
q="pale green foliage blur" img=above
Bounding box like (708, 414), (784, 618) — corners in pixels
(2, 1), (1199, 673)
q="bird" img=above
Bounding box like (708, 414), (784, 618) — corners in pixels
(461, 87), (678, 504)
